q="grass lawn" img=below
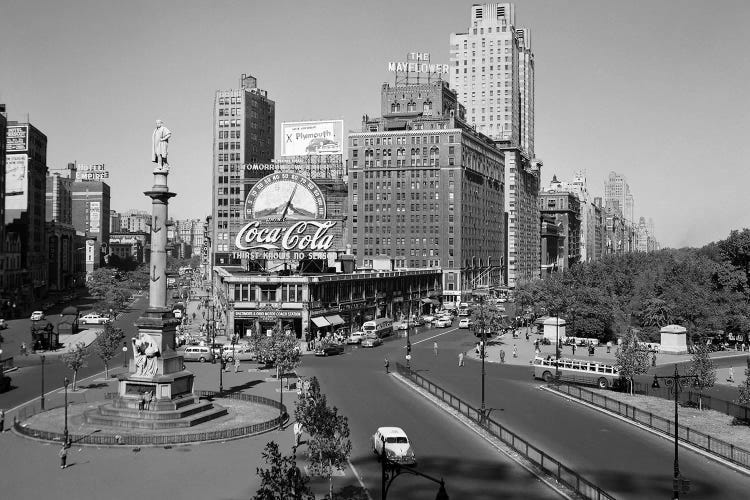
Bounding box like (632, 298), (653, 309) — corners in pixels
(587, 388), (750, 452)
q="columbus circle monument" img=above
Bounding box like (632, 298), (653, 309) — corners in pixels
(14, 121), (286, 445)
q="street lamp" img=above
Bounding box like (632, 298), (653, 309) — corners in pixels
(40, 355), (46, 410)
(380, 436), (449, 500)
(406, 299), (412, 371)
(63, 376), (70, 445)
(553, 310), (563, 383)
(122, 342), (128, 369)
(651, 366), (697, 499)
(472, 290), (490, 422)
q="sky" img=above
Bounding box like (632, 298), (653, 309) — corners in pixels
(1, 0), (749, 249)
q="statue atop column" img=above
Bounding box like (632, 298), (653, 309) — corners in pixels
(152, 119), (172, 171)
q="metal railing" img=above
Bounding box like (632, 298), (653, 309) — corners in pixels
(14, 390), (286, 446)
(395, 363), (615, 500)
(555, 383), (750, 470)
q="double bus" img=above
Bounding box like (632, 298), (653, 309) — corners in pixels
(532, 356), (621, 389)
(362, 318), (394, 339)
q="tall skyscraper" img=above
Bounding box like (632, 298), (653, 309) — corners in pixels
(604, 171), (634, 222)
(211, 74), (275, 266)
(450, 3), (540, 289)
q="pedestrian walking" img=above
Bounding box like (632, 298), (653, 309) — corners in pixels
(20, 342), (27, 356)
(651, 352), (657, 367)
(458, 352), (465, 366)
(525, 331), (529, 341)
(499, 349), (506, 363)
(535, 347), (540, 358)
(433, 342), (438, 357)
(512, 344), (518, 358)
(572, 344), (576, 355)
(293, 421), (302, 448)
(59, 443), (68, 469)
(234, 356), (240, 373)
(384, 357), (390, 373)
(0, 408), (5, 432)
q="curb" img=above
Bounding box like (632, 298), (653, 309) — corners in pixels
(541, 385), (750, 477)
(390, 373), (573, 500)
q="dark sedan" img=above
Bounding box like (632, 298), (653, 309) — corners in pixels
(315, 343), (345, 356)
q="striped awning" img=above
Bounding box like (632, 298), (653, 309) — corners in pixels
(311, 316), (330, 328)
(325, 314), (345, 326)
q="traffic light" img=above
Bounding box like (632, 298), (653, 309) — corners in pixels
(406, 341), (412, 355)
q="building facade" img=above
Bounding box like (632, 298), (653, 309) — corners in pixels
(5, 121), (49, 304)
(70, 177), (111, 266)
(109, 210), (121, 233)
(450, 3), (541, 290)
(348, 78), (505, 306)
(109, 231), (148, 264)
(120, 209), (150, 233)
(211, 74), (275, 266)
(539, 188), (581, 271)
(604, 171), (634, 224)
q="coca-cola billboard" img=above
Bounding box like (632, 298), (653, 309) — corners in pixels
(234, 173), (342, 257)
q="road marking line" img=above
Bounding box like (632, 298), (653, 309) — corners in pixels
(409, 327), (459, 346)
(347, 458), (373, 500)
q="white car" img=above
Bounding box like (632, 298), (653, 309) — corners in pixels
(372, 427), (416, 465)
(421, 315), (435, 323)
(459, 318), (473, 329)
(394, 321), (409, 331)
(30, 311), (45, 321)
(347, 331), (367, 344)
(80, 313), (111, 325)
(434, 317), (452, 328)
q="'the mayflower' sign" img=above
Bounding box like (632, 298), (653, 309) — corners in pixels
(235, 172), (338, 253)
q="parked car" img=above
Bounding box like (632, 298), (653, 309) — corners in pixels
(361, 334), (383, 348)
(410, 317), (425, 327)
(346, 331), (367, 344)
(315, 343), (345, 356)
(80, 313), (112, 325)
(371, 427), (416, 465)
(182, 346), (214, 363)
(30, 311), (45, 321)
(394, 321), (408, 331)
(0, 319), (7, 330)
(421, 315), (435, 323)
(221, 344), (254, 362)
(434, 317), (452, 328)
(458, 318), (473, 329)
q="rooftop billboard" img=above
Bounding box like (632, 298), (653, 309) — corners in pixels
(281, 120), (343, 157)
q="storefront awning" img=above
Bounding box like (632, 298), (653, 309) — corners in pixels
(421, 298), (432, 304)
(311, 316), (331, 328)
(325, 314), (345, 326)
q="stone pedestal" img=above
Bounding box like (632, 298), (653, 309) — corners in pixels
(543, 317), (566, 343)
(660, 324), (688, 354)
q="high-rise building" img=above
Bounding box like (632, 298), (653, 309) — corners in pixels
(539, 188), (581, 271)
(604, 171), (633, 223)
(548, 171), (602, 263)
(45, 172), (79, 291)
(121, 209), (150, 233)
(450, 3), (540, 289)
(5, 120), (49, 303)
(449, 3), (534, 156)
(348, 78), (505, 306)
(211, 74), (275, 266)
(70, 178), (111, 264)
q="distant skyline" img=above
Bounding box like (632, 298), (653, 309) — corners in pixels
(2, 0), (749, 248)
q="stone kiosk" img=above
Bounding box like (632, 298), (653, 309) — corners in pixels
(659, 324), (688, 355)
(84, 122), (226, 429)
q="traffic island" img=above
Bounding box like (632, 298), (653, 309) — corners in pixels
(13, 390), (286, 447)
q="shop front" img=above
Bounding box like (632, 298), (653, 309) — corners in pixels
(233, 309), (303, 339)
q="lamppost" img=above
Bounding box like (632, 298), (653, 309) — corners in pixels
(122, 342), (128, 368)
(554, 309), (563, 383)
(406, 299), (412, 371)
(651, 366), (697, 499)
(472, 290), (489, 421)
(63, 376), (70, 445)
(40, 355), (46, 410)
(380, 436), (449, 500)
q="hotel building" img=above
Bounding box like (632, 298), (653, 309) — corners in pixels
(348, 77), (505, 307)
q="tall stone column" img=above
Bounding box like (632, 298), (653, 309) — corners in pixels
(145, 169), (174, 309)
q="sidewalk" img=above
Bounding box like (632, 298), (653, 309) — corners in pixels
(465, 328), (747, 370)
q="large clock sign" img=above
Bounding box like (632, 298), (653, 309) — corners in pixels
(235, 173), (336, 252)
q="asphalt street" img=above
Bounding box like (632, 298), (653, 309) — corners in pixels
(0, 295), (147, 412)
(373, 323), (750, 499)
(299, 336), (560, 500)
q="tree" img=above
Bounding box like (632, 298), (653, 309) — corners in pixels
(256, 327), (301, 388)
(307, 404), (352, 500)
(253, 441), (314, 500)
(95, 324), (123, 378)
(736, 358), (750, 408)
(295, 377), (327, 436)
(86, 268), (133, 316)
(469, 297), (504, 340)
(688, 343), (716, 410)
(62, 341), (89, 391)
(614, 329), (650, 395)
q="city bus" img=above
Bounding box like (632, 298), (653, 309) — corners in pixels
(458, 303), (470, 317)
(532, 356), (621, 389)
(362, 318), (394, 339)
